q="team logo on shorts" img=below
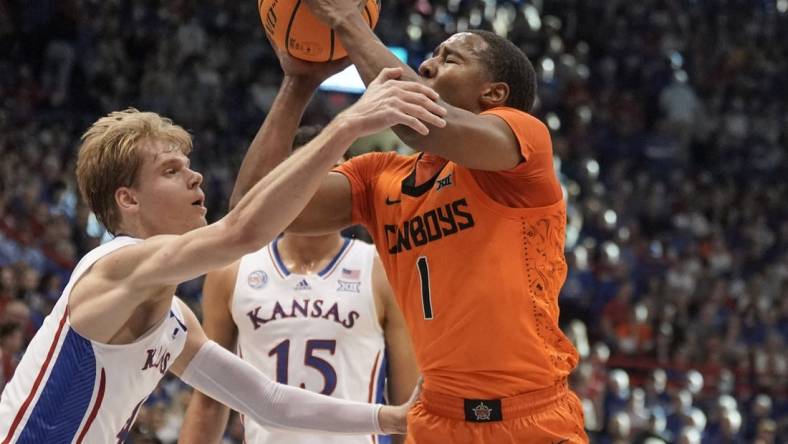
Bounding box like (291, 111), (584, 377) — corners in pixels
(472, 402), (493, 421)
(247, 270), (269, 289)
(464, 398), (502, 422)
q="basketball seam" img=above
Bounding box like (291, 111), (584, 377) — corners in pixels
(285, 0), (302, 57)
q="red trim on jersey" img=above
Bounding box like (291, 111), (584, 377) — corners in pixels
(75, 367), (106, 444)
(2, 308), (69, 444)
(267, 246), (286, 279)
(367, 351), (381, 444)
(366, 351), (381, 403)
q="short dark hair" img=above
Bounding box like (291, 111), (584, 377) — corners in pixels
(468, 30), (537, 112)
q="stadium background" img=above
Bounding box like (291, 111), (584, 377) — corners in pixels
(0, 0), (786, 442)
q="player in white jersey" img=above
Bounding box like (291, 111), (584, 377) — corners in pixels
(180, 127), (418, 444)
(0, 63), (447, 442)
(0, 236), (190, 443)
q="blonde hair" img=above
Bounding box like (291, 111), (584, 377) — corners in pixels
(76, 108), (192, 234)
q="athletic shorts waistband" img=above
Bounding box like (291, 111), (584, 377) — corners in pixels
(420, 380), (571, 422)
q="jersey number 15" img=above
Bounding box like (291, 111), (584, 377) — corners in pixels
(269, 339), (337, 395)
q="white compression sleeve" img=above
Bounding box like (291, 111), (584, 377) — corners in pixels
(180, 341), (383, 435)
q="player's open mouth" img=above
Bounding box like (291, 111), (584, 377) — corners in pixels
(192, 198), (207, 213)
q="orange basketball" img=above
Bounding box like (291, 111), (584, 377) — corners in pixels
(258, 0), (380, 62)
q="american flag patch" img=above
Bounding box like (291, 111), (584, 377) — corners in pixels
(341, 268), (360, 280)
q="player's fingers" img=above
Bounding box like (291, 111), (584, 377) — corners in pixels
(396, 100), (447, 129)
(406, 376), (424, 406)
(388, 80), (440, 101)
(372, 67), (403, 86)
(393, 111), (430, 135)
(397, 90), (448, 117)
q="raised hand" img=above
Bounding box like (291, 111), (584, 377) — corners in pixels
(302, 0), (364, 28)
(338, 68), (447, 137)
(269, 35), (352, 85)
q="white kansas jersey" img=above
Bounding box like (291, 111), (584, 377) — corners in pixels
(232, 237), (389, 444)
(0, 236), (188, 443)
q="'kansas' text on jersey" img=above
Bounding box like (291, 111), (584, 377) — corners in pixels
(230, 238), (388, 444)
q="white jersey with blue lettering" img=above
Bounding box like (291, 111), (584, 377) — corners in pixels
(231, 237), (389, 444)
(0, 236), (189, 443)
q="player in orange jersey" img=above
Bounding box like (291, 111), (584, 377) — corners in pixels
(232, 22), (587, 444)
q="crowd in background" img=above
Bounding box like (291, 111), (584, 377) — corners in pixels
(1, 0), (786, 442)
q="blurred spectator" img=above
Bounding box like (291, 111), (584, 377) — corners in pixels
(626, 387), (651, 432)
(602, 411), (632, 444)
(0, 322), (23, 387)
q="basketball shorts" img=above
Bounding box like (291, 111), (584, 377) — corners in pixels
(404, 380), (588, 444)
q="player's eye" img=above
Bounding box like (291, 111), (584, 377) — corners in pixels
(164, 168), (177, 176)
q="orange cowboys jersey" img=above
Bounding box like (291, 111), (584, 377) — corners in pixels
(335, 107), (578, 399)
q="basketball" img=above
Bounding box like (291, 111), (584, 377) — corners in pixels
(258, 0), (380, 62)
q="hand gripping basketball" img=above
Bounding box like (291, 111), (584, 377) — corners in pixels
(259, 0), (379, 61)
(269, 40), (351, 84)
(338, 68), (447, 137)
(301, 0), (367, 28)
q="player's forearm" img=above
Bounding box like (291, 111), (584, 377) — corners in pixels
(387, 375), (411, 444)
(179, 392), (230, 444)
(229, 76), (319, 209)
(333, 14), (459, 151)
(179, 341), (402, 434)
(222, 115), (357, 251)
(334, 14), (419, 85)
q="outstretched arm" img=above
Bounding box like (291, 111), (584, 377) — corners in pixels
(171, 300), (413, 435)
(69, 69), (446, 343)
(303, 1), (522, 171)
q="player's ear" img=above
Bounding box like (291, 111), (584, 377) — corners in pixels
(115, 187), (139, 214)
(479, 81), (509, 109)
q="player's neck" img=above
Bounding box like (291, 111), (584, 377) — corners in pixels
(277, 233), (345, 275)
(416, 153), (448, 186)
(114, 220), (145, 239)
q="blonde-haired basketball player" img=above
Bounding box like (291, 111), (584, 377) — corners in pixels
(0, 67), (446, 442)
(181, 125), (419, 444)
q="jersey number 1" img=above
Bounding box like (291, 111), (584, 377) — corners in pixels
(417, 256), (434, 320)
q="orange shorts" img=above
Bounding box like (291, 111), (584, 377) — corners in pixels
(405, 381), (588, 444)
